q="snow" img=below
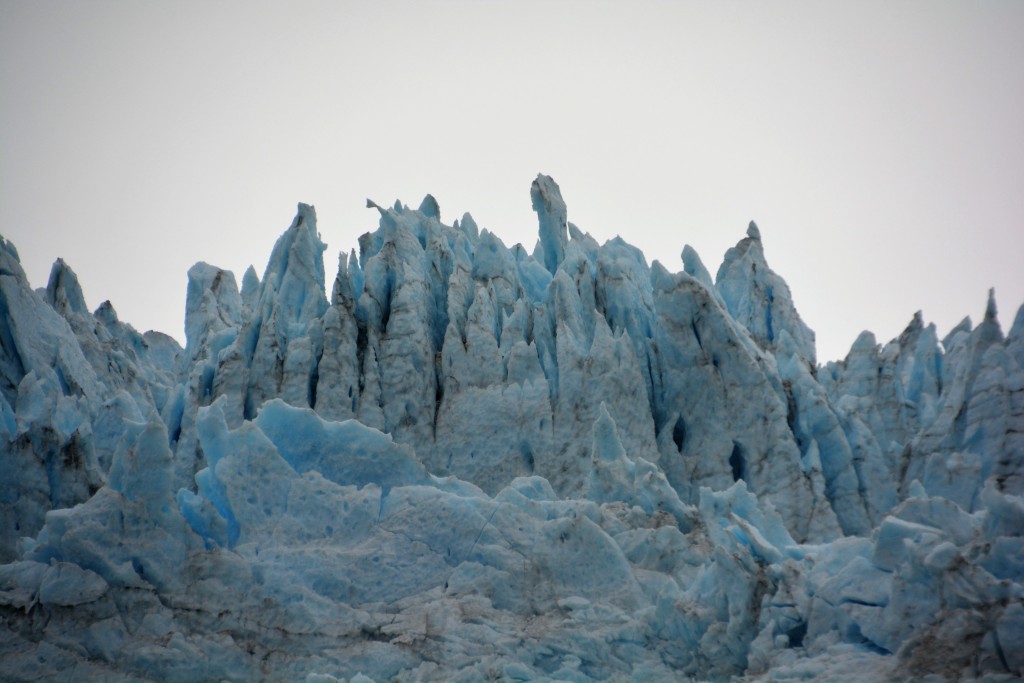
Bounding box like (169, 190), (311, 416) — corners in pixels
(1, 177), (1022, 682)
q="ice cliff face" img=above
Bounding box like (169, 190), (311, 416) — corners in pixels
(1, 176), (1022, 682)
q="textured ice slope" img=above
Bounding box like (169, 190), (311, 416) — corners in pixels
(1, 175), (1022, 682)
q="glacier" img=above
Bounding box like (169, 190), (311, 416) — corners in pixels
(0, 174), (1022, 682)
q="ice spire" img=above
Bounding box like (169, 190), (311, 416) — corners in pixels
(45, 259), (89, 317)
(746, 221), (761, 241)
(418, 194), (440, 220)
(531, 174), (568, 274)
(716, 222), (817, 364)
(255, 202), (328, 334)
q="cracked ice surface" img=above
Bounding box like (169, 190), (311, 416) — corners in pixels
(1, 176), (1022, 682)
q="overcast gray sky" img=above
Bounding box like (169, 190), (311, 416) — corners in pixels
(2, 0), (1022, 362)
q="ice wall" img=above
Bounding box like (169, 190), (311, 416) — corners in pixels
(0, 176), (1021, 682)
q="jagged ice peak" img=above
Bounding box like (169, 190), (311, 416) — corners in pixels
(0, 174), (1021, 682)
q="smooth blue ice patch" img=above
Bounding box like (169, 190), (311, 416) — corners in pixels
(253, 399), (429, 491)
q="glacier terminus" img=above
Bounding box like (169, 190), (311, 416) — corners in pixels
(1, 175), (1022, 682)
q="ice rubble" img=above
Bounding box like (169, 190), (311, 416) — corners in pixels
(1, 175), (1022, 682)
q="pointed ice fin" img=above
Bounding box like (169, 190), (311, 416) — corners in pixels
(45, 259), (89, 317)
(531, 174), (568, 274)
(418, 194), (440, 220)
(239, 265), (257, 308)
(257, 203), (328, 329)
(681, 245), (718, 294)
(943, 316), (972, 350)
(746, 221), (761, 241)
(366, 198), (388, 218)
(976, 287), (1004, 344)
(460, 212), (479, 240)
(715, 222), (816, 364)
(184, 262), (242, 358)
(0, 234), (25, 280)
(985, 288), (998, 322)
(94, 300), (119, 326)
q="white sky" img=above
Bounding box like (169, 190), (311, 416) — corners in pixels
(2, 1), (1022, 362)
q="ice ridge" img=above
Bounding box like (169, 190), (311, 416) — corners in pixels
(0, 178), (1022, 682)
